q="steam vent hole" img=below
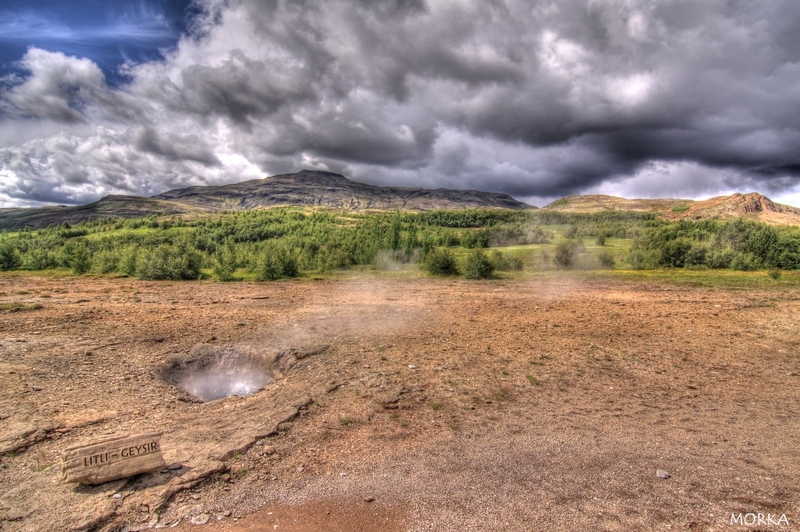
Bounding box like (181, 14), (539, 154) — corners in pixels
(160, 345), (274, 402)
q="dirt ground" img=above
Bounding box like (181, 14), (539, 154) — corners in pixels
(0, 273), (798, 531)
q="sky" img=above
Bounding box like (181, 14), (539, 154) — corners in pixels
(1, 0), (800, 208)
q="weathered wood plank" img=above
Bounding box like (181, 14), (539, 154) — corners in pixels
(61, 432), (165, 485)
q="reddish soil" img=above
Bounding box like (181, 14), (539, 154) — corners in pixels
(1, 274), (799, 531)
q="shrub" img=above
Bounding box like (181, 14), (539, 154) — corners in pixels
(70, 244), (92, 275)
(438, 232), (461, 247)
(423, 248), (459, 276)
(119, 246), (139, 276)
(255, 252), (281, 280)
(462, 230), (490, 249)
(0, 240), (21, 271)
(706, 247), (735, 269)
(730, 253), (757, 271)
(554, 241), (579, 269)
(136, 243), (202, 280)
(277, 247), (299, 278)
(213, 242), (237, 281)
(255, 243), (299, 280)
(767, 268), (782, 280)
(490, 250), (523, 271)
(597, 250), (615, 268)
(659, 238), (692, 267)
(21, 248), (52, 270)
(684, 244), (708, 267)
(464, 249), (494, 279)
(595, 234), (606, 246)
(627, 249), (659, 270)
(315, 248), (351, 273)
(92, 249), (119, 274)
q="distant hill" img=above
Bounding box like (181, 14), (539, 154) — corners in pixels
(543, 192), (800, 225)
(2, 170), (798, 230)
(0, 196), (204, 231)
(0, 170), (531, 230)
(153, 170), (531, 211)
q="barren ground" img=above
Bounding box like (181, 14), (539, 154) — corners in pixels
(0, 274), (798, 531)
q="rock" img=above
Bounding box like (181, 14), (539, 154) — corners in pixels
(364, 496), (375, 503)
(61, 431), (165, 485)
(656, 469), (671, 479)
(296, 466), (305, 473)
(191, 513), (210, 525)
(0, 466), (124, 531)
(0, 421), (57, 455)
(408, 365), (417, 370)
(378, 386), (410, 409)
(261, 445), (276, 455)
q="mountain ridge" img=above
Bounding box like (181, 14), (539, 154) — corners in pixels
(0, 170), (531, 230)
(1, 171), (799, 230)
(152, 170), (530, 211)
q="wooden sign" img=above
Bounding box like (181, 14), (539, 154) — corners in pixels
(61, 431), (166, 485)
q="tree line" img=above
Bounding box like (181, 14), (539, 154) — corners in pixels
(1, 209), (798, 279)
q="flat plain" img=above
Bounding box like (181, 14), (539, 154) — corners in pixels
(0, 272), (798, 531)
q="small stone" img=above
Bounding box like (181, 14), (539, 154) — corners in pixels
(31, 386), (42, 391)
(191, 494), (201, 500)
(340, 472), (349, 477)
(296, 466), (304, 473)
(168, 463), (183, 470)
(364, 496), (375, 503)
(656, 469), (671, 479)
(190, 514), (210, 525)
(111, 493), (122, 499)
(408, 365), (417, 370)
(223, 511), (231, 517)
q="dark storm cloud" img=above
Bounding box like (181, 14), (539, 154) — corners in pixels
(2, 0), (800, 207)
(130, 127), (220, 165)
(173, 55), (318, 123)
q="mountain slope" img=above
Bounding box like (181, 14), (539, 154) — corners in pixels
(153, 170), (531, 211)
(0, 170), (531, 230)
(543, 192), (800, 225)
(0, 195), (204, 231)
